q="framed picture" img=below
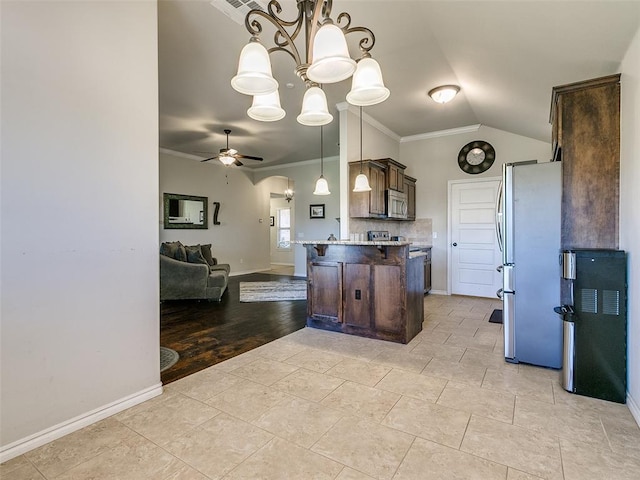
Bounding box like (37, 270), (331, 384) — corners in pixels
(309, 204), (325, 219)
(270, 216), (275, 227)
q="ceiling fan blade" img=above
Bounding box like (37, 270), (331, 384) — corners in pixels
(236, 154), (263, 161)
(200, 156), (218, 162)
(234, 159), (244, 167)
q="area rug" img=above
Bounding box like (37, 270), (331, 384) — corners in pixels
(160, 347), (179, 372)
(240, 280), (307, 302)
(489, 309), (503, 324)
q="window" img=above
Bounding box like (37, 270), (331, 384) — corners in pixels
(277, 207), (291, 249)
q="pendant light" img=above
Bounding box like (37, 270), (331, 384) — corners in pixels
(248, 90), (285, 122)
(307, 21), (356, 84)
(313, 125), (331, 195)
(297, 85), (333, 126)
(231, 38), (278, 96)
(346, 55), (390, 106)
(353, 106), (371, 192)
(284, 177), (294, 202)
(230, 1), (389, 125)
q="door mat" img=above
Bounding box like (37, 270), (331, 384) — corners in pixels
(489, 309), (503, 324)
(239, 280), (307, 302)
(160, 347), (179, 372)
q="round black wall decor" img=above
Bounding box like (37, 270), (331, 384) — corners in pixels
(458, 140), (495, 174)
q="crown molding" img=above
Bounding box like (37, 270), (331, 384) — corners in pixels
(336, 102), (401, 142)
(400, 124), (482, 143)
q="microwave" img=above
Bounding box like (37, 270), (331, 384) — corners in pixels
(386, 190), (407, 219)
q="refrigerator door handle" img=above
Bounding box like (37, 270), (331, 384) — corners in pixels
(495, 180), (503, 253)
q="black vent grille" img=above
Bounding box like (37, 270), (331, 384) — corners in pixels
(579, 288), (597, 314)
(602, 290), (621, 316)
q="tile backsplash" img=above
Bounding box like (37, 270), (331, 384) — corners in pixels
(349, 218), (432, 245)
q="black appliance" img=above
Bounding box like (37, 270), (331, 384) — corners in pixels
(556, 249), (627, 403)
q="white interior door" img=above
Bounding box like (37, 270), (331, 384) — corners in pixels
(449, 179), (502, 298)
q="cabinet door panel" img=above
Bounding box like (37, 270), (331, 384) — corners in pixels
(374, 265), (403, 333)
(344, 263), (371, 328)
(309, 262), (342, 323)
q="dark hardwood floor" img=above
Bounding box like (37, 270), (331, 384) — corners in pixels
(160, 272), (307, 384)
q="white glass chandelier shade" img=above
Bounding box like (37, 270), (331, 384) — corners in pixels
(307, 23), (356, 84)
(353, 173), (372, 192)
(231, 40), (279, 96)
(428, 85), (460, 104)
(219, 155), (236, 166)
(297, 86), (333, 126)
(313, 176), (331, 195)
(247, 90), (285, 121)
(346, 57), (390, 106)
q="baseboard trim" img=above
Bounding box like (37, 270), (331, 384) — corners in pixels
(0, 383), (163, 463)
(627, 392), (640, 427)
(429, 290), (448, 296)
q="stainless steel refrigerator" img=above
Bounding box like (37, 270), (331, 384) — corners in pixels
(497, 161), (563, 368)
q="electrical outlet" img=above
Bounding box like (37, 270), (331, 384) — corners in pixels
(433, 232), (438, 239)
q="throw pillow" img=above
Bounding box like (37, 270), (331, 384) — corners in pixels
(160, 241), (180, 259)
(185, 245), (208, 265)
(174, 241), (187, 262)
(200, 244), (217, 266)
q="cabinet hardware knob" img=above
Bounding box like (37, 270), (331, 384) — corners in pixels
(452, 242), (458, 247)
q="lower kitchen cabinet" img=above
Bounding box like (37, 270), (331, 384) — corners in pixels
(308, 261), (342, 324)
(303, 242), (424, 344)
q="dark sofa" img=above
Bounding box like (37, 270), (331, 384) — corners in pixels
(160, 242), (230, 302)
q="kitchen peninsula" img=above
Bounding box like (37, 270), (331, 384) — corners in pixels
(298, 240), (426, 344)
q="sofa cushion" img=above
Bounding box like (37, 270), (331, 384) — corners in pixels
(160, 241), (179, 258)
(200, 244), (217, 266)
(185, 245), (208, 265)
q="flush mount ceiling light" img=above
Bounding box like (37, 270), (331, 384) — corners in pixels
(231, 0), (390, 126)
(428, 85), (460, 104)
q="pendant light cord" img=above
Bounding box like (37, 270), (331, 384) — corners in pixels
(359, 106), (364, 173)
(320, 125), (324, 176)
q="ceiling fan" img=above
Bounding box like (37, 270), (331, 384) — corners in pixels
(200, 129), (263, 167)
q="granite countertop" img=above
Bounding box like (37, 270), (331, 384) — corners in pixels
(294, 240), (412, 246)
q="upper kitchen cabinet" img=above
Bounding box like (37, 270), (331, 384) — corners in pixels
(376, 158), (405, 192)
(550, 74), (620, 249)
(404, 175), (416, 221)
(349, 160), (386, 218)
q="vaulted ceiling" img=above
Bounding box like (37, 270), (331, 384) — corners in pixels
(158, 1), (640, 168)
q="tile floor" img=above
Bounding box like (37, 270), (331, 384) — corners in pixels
(3, 295), (640, 479)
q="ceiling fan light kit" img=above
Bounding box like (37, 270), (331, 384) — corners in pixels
(200, 129), (264, 166)
(428, 84), (460, 104)
(230, 0), (389, 125)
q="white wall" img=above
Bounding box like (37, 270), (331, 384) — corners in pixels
(1, 1), (160, 459)
(270, 193), (296, 266)
(254, 158), (341, 277)
(160, 152), (271, 275)
(400, 125), (552, 293)
(619, 25), (640, 424)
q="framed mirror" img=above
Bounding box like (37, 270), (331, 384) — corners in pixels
(163, 193), (208, 229)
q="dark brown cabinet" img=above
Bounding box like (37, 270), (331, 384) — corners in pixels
(308, 261), (342, 324)
(423, 248), (432, 294)
(377, 158), (405, 192)
(349, 160), (386, 218)
(550, 74), (620, 249)
(404, 175), (416, 221)
(304, 243), (423, 344)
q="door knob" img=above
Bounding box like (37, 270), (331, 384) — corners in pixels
(452, 242), (458, 246)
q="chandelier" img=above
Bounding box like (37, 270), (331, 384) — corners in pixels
(231, 0), (390, 125)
